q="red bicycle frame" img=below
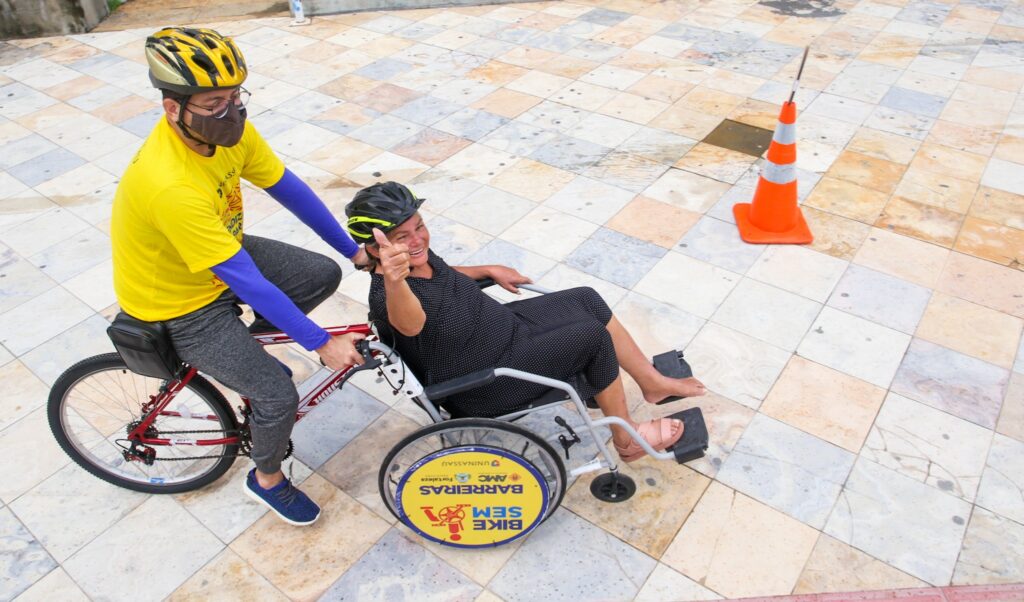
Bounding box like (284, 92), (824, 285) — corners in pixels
(125, 323), (375, 449)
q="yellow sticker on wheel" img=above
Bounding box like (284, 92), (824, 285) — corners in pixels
(396, 446), (549, 548)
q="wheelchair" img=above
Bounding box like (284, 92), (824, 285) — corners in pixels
(367, 280), (710, 549)
(48, 281), (708, 549)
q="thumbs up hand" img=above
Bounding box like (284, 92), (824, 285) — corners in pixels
(373, 228), (411, 285)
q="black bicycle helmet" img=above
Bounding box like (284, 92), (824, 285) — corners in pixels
(345, 182), (424, 242)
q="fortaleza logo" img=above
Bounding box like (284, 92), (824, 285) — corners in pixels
(418, 484), (525, 495)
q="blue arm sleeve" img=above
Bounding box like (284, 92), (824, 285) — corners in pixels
(265, 169), (360, 259)
(211, 249), (330, 351)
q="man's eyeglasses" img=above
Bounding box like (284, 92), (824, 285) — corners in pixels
(187, 87), (251, 119)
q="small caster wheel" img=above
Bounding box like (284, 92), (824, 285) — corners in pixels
(590, 472), (636, 503)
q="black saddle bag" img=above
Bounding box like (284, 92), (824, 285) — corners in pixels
(107, 312), (184, 380)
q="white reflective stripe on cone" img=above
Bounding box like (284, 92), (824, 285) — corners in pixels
(772, 122), (797, 145)
(761, 160), (797, 185)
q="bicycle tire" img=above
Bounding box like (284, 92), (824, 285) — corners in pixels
(378, 417), (567, 525)
(48, 353), (239, 494)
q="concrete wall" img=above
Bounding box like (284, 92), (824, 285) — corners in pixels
(1, 0), (109, 39)
(300, 0), (533, 15)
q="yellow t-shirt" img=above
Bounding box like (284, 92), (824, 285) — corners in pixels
(111, 117), (285, 321)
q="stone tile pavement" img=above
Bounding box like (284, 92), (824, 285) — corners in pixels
(1, 0), (1024, 599)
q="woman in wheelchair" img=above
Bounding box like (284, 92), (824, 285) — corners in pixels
(346, 182), (706, 463)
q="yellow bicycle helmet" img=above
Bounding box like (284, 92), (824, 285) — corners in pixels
(146, 27), (247, 95)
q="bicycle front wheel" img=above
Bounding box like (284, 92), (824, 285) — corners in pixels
(48, 353), (240, 494)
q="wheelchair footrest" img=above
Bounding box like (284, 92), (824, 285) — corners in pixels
(665, 407), (708, 464)
(652, 350), (693, 405)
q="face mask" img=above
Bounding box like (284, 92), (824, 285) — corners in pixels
(186, 102), (247, 148)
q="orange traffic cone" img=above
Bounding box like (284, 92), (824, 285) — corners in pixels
(733, 100), (813, 244)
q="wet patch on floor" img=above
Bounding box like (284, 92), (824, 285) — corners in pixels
(702, 120), (775, 158)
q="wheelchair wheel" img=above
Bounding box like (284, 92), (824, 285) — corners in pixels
(48, 353), (239, 494)
(378, 417), (566, 547)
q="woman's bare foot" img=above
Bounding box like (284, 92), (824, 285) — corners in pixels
(642, 376), (707, 404)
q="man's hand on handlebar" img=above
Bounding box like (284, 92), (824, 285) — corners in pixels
(316, 332), (366, 371)
(373, 228), (410, 284)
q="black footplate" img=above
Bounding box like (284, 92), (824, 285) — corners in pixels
(652, 350), (693, 405)
(666, 407), (708, 464)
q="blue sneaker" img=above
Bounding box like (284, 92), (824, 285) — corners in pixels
(244, 469), (320, 526)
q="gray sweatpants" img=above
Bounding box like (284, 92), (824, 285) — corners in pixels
(165, 235), (342, 474)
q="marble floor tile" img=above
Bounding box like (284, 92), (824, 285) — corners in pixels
(529, 134), (611, 175)
(997, 372), (1024, 443)
(564, 461), (710, 558)
(981, 157), (1024, 197)
(62, 496), (223, 602)
(642, 168), (731, 213)
(804, 176), (891, 225)
(876, 196), (965, 247)
(543, 175), (635, 225)
(470, 88), (540, 119)
(489, 509), (656, 602)
(391, 128), (472, 166)
(348, 114), (424, 149)
(0, 249), (55, 315)
(747, 245), (848, 303)
(0, 507), (57, 601)
(975, 433), (1024, 525)
(825, 457), (972, 585)
(801, 207), (872, 261)
(797, 306), (912, 388)
(805, 92), (876, 125)
(12, 567), (88, 602)
(827, 264), (932, 334)
(952, 506), (1024, 586)
(291, 376), (388, 470)
(597, 91), (670, 125)
(677, 216), (766, 273)
(827, 149), (907, 195)
(434, 107), (509, 142)
(231, 474), (390, 600)
(565, 112), (641, 148)
(683, 322), (791, 409)
(674, 390), (756, 479)
(846, 127), (921, 165)
(488, 158), (575, 203)
(0, 359), (48, 432)
(617, 126), (697, 165)
(27, 227), (109, 284)
(499, 205), (597, 262)
(795, 534), (927, 594)
(320, 528), (481, 601)
(0, 408), (71, 504)
(864, 392), (994, 502)
(892, 165), (977, 214)
(504, 70), (573, 98)
(168, 548), (287, 602)
(916, 292), (1022, 369)
(935, 252), (1024, 319)
(880, 86), (948, 118)
(717, 413), (856, 528)
(611, 290), (704, 359)
(634, 252), (741, 320)
(583, 151), (670, 194)
(565, 228), (666, 289)
(674, 143), (758, 185)
(711, 278), (822, 351)
(479, 121), (559, 156)
(635, 563), (721, 601)
(761, 355), (886, 453)
(892, 337), (1009, 429)
(443, 186), (535, 235)
(320, 410), (421, 522)
(606, 196), (700, 249)
(661, 482), (818, 598)
(552, 80), (614, 112)
(853, 227), (950, 288)
(927, 120), (1000, 156)
(11, 460), (148, 562)
(515, 100), (586, 133)
(954, 215), (1024, 268)
(465, 239), (557, 281)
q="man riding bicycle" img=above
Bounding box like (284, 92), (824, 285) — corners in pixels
(111, 27), (366, 526)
